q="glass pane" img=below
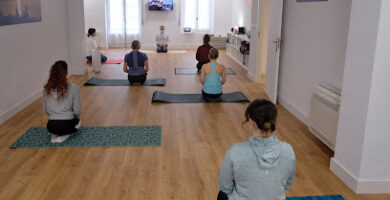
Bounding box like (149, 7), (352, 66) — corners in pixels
(197, 0), (211, 31)
(109, 0), (124, 34)
(184, 0), (196, 29)
(125, 0), (140, 34)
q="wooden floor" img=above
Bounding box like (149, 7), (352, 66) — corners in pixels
(0, 49), (388, 200)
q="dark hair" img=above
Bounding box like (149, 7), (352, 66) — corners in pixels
(88, 28), (96, 37)
(244, 99), (278, 132)
(131, 40), (141, 49)
(203, 34), (211, 45)
(44, 61), (69, 99)
(209, 48), (219, 60)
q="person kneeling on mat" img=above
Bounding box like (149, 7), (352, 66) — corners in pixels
(123, 40), (149, 84)
(86, 28), (108, 62)
(156, 25), (169, 53)
(200, 48), (226, 102)
(196, 34), (213, 72)
(43, 61), (81, 143)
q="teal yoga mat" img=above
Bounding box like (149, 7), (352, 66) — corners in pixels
(287, 195), (344, 200)
(10, 126), (161, 148)
(84, 77), (166, 86)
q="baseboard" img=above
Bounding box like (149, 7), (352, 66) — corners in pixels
(0, 89), (42, 125)
(331, 158), (390, 194)
(277, 95), (309, 126)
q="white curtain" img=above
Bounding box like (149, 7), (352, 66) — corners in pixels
(182, 0), (213, 33)
(107, 0), (141, 48)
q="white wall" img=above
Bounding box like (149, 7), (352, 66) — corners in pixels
(231, 0), (252, 31)
(278, 0), (352, 124)
(214, 0), (232, 36)
(331, 0), (390, 193)
(83, 0), (234, 49)
(67, 0), (87, 75)
(84, 0), (107, 48)
(0, 0), (72, 125)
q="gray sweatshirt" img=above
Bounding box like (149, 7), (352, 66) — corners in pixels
(43, 83), (81, 120)
(218, 135), (296, 200)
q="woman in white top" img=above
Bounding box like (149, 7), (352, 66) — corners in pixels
(86, 28), (107, 62)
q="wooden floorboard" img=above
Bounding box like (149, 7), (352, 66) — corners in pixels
(0, 49), (388, 200)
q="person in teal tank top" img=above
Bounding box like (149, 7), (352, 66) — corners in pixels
(200, 48), (227, 102)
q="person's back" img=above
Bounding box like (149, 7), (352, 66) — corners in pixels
(196, 44), (213, 63)
(125, 51), (148, 76)
(44, 83), (81, 120)
(219, 137), (295, 200)
(218, 99), (296, 200)
(43, 61), (81, 144)
(123, 40), (149, 84)
(203, 62), (224, 95)
(196, 34), (213, 70)
(200, 48), (226, 101)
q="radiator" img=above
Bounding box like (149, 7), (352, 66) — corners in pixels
(308, 83), (341, 150)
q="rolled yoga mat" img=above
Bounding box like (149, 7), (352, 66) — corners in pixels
(175, 68), (236, 75)
(84, 77), (166, 86)
(152, 91), (250, 103)
(9, 126), (162, 148)
(286, 195), (344, 200)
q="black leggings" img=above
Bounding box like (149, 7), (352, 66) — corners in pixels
(197, 61), (208, 70)
(217, 191), (228, 200)
(47, 118), (80, 136)
(128, 73), (147, 84)
(202, 90), (222, 102)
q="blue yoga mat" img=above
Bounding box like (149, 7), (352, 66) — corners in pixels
(287, 195), (344, 200)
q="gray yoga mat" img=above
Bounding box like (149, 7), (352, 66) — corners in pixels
(152, 91), (249, 103)
(84, 77), (166, 86)
(175, 68), (236, 75)
(9, 126), (162, 148)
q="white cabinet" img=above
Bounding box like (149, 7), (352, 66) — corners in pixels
(226, 32), (250, 68)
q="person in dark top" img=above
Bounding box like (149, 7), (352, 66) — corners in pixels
(123, 40), (149, 84)
(196, 34), (213, 72)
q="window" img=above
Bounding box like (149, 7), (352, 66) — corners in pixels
(182, 0), (213, 33)
(107, 0), (141, 47)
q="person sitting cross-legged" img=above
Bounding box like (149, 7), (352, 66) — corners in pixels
(196, 34), (213, 72)
(156, 25), (169, 53)
(200, 48), (226, 102)
(123, 40), (149, 84)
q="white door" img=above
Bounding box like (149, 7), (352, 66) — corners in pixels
(265, 0), (283, 104)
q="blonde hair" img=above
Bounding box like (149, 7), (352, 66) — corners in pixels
(209, 48), (219, 60)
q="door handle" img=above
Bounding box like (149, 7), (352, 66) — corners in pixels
(273, 38), (281, 52)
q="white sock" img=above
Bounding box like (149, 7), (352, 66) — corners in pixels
(51, 134), (59, 143)
(56, 135), (71, 143)
(75, 120), (81, 129)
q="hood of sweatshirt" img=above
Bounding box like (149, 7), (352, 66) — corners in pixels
(249, 135), (281, 169)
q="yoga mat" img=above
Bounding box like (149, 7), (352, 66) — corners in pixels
(175, 68), (236, 75)
(87, 59), (123, 64)
(286, 195), (344, 200)
(141, 50), (187, 54)
(9, 126), (162, 148)
(152, 91), (249, 103)
(84, 77), (166, 86)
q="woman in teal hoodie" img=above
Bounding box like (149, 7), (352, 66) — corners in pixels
(218, 99), (296, 200)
